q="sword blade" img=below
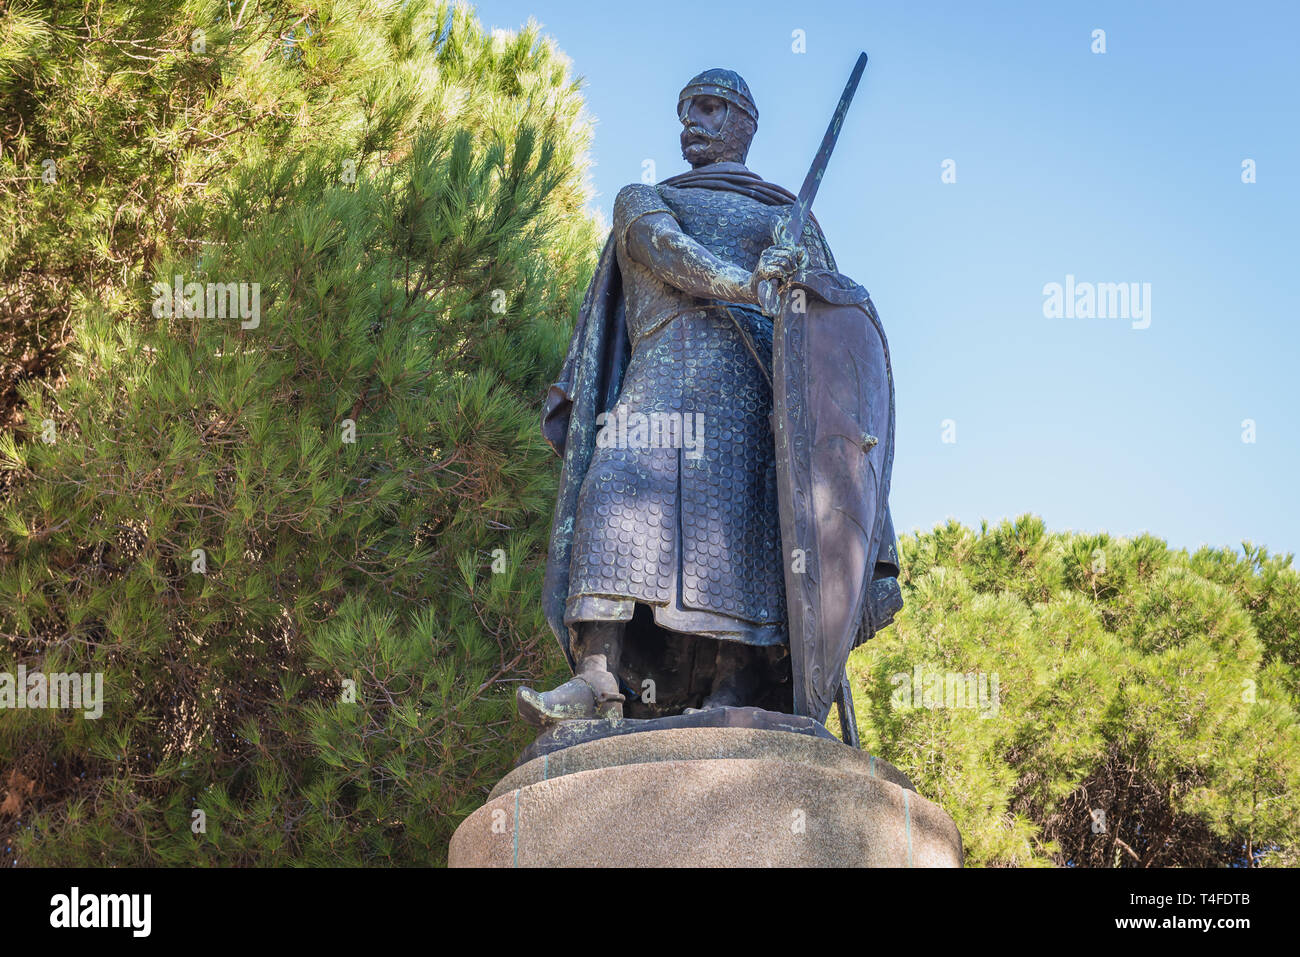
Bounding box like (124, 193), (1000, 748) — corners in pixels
(785, 51), (868, 243)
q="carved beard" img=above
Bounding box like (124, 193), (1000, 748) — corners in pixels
(679, 107), (755, 167)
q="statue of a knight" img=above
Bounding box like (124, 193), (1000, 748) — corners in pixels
(519, 67), (903, 731)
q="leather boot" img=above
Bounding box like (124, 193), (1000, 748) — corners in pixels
(516, 654), (625, 728)
(698, 640), (758, 710)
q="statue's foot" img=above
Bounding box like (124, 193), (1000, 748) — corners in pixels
(698, 688), (745, 711)
(682, 700), (737, 716)
(516, 679), (601, 727)
(516, 655), (625, 728)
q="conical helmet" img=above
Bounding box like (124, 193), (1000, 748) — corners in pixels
(677, 68), (759, 123)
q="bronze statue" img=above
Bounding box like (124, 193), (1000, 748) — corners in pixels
(519, 59), (901, 744)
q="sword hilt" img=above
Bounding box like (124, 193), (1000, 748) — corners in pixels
(757, 278), (781, 317)
(757, 214), (802, 317)
(756, 215), (793, 317)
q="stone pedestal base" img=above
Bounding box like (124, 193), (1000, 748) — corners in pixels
(449, 723), (962, 867)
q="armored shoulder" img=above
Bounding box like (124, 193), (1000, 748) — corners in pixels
(612, 183), (674, 254)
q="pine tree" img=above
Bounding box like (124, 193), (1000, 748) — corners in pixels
(842, 516), (1300, 867)
(1, 0), (598, 865)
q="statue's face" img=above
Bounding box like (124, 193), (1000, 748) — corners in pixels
(680, 94), (733, 167)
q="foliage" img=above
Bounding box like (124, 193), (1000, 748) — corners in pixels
(0, 0), (597, 865)
(845, 516), (1300, 867)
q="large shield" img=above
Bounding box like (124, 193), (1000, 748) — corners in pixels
(773, 268), (896, 723)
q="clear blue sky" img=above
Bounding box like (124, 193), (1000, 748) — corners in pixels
(478, 0), (1300, 558)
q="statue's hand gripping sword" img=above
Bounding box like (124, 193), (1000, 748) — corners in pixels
(757, 51), (868, 317)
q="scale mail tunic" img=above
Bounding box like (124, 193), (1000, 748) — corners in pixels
(563, 174), (835, 645)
